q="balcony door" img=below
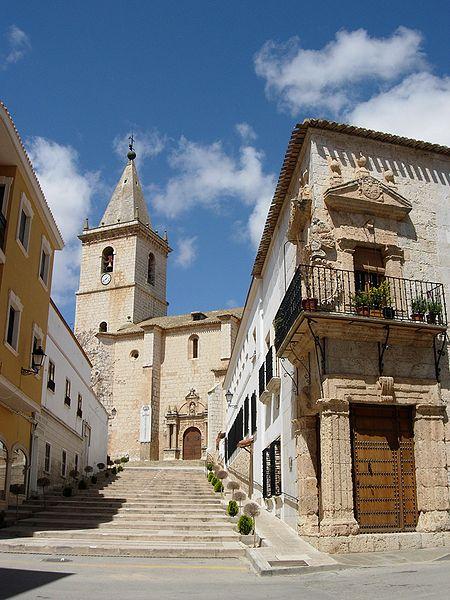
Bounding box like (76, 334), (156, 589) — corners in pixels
(353, 247), (385, 292)
(351, 404), (418, 533)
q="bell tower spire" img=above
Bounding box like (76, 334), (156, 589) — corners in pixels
(75, 140), (170, 336)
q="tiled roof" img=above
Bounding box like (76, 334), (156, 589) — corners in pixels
(252, 119), (450, 277)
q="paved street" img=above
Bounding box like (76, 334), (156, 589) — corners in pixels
(0, 553), (449, 600)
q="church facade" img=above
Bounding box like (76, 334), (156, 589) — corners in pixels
(74, 146), (241, 461)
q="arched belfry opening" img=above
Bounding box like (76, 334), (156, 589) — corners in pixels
(102, 247), (114, 273)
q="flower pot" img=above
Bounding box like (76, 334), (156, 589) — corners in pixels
(356, 306), (370, 317)
(302, 298), (318, 311)
(370, 308), (382, 318)
(411, 313), (425, 322)
(382, 307), (395, 319)
(426, 314), (438, 324)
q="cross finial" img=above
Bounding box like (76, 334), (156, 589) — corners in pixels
(127, 133), (136, 161)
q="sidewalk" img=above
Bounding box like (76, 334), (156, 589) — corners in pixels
(245, 508), (339, 575)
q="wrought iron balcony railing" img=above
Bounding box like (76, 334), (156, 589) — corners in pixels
(274, 264), (447, 351)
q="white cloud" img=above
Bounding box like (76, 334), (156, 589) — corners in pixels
(27, 138), (99, 305)
(153, 137), (275, 247)
(175, 236), (198, 268)
(2, 25), (31, 68)
(236, 122), (257, 142)
(347, 72), (450, 146)
(113, 129), (166, 168)
(254, 27), (424, 113)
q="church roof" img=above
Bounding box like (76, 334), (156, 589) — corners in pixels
(100, 158), (151, 227)
(115, 307), (243, 334)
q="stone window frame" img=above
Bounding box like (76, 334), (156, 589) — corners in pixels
(147, 252), (155, 286)
(0, 176), (13, 264)
(101, 246), (115, 274)
(4, 289), (23, 356)
(16, 192), (34, 257)
(47, 359), (56, 392)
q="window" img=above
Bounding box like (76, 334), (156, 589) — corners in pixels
(0, 440), (8, 499)
(99, 321), (107, 332)
(263, 439), (282, 498)
(10, 448), (27, 489)
(44, 442), (51, 473)
(189, 334), (199, 359)
(354, 246), (385, 292)
(225, 407), (243, 462)
(61, 449), (67, 477)
(251, 392), (257, 434)
(47, 360), (55, 392)
(244, 396), (249, 437)
(74, 453), (79, 473)
(5, 290), (22, 353)
(16, 193), (33, 254)
(39, 236), (51, 287)
(0, 177), (12, 254)
(147, 252), (155, 285)
(77, 394), (83, 418)
(65, 379), (71, 406)
(102, 246), (114, 273)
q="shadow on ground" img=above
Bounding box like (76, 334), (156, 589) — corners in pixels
(0, 567), (73, 600)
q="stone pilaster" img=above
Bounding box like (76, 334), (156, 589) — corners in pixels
(295, 415), (320, 535)
(317, 397), (359, 536)
(414, 403), (450, 532)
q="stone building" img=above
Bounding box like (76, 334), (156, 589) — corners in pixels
(74, 146), (241, 461)
(223, 119), (450, 553)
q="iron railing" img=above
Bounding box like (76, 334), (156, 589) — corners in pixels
(275, 263), (448, 351)
(0, 212), (6, 251)
(265, 346), (274, 384)
(258, 363), (265, 397)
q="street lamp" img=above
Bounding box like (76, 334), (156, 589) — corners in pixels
(225, 390), (236, 408)
(21, 346), (46, 376)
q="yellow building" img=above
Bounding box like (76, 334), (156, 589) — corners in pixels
(0, 102), (64, 507)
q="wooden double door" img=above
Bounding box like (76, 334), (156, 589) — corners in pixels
(183, 427), (202, 460)
(351, 404), (418, 533)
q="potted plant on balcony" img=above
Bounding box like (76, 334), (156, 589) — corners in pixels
(379, 281), (395, 319)
(300, 266), (318, 312)
(352, 291), (370, 317)
(368, 285), (383, 318)
(411, 297), (427, 321)
(426, 300), (442, 325)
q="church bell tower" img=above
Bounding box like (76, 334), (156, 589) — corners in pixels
(75, 140), (170, 337)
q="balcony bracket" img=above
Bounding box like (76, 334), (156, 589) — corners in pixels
(378, 325), (391, 376)
(433, 333), (448, 382)
(307, 319), (326, 375)
(280, 357), (299, 393)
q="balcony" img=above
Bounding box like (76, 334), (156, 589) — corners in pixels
(259, 347), (281, 403)
(274, 264), (447, 355)
(0, 212), (6, 258)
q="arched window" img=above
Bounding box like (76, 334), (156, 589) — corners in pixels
(0, 440), (7, 500)
(99, 321), (107, 333)
(102, 247), (114, 273)
(189, 334), (199, 359)
(147, 253), (155, 285)
(10, 447), (27, 490)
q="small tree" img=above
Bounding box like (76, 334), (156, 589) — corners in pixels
(234, 490), (246, 511)
(227, 500), (239, 517)
(213, 480), (223, 493)
(84, 465), (93, 477)
(37, 476), (50, 509)
(237, 514), (253, 535)
(97, 462), (105, 472)
(244, 502), (260, 547)
(226, 480), (239, 500)
(9, 483), (25, 523)
(216, 470), (228, 499)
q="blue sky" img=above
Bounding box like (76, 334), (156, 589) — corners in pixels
(1, 1), (449, 327)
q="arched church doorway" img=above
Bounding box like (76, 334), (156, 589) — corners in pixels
(183, 427), (201, 460)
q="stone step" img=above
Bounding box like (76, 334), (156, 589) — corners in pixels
(38, 503), (221, 513)
(3, 526), (237, 542)
(0, 538), (244, 559)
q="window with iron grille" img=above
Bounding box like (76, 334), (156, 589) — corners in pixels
(64, 379), (71, 406)
(244, 396), (249, 436)
(258, 363), (265, 397)
(47, 360), (55, 392)
(44, 442), (51, 473)
(265, 346), (274, 383)
(226, 407), (243, 462)
(262, 438), (282, 498)
(251, 392), (257, 434)
(61, 449), (67, 477)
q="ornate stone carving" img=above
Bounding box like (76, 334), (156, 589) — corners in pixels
(358, 176), (383, 201)
(383, 168), (396, 186)
(328, 157), (342, 185)
(355, 153), (369, 179)
(309, 216), (335, 260)
(377, 376), (394, 402)
(287, 172), (312, 243)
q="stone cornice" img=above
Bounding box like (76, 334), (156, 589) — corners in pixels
(78, 220), (171, 254)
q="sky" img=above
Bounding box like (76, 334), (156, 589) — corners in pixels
(1, 1), (449, 327)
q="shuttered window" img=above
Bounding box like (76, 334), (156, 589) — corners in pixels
(244, 396), (249, 436)
(251, 392), (257, 434)
(226, 407), (243, 461)
(262, 438), (282, 498)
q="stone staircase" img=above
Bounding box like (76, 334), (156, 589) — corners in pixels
(0, 466), (245, 558)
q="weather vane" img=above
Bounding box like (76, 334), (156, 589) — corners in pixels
(127, 133), (136, 161)
(128, 133), (135, 152)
